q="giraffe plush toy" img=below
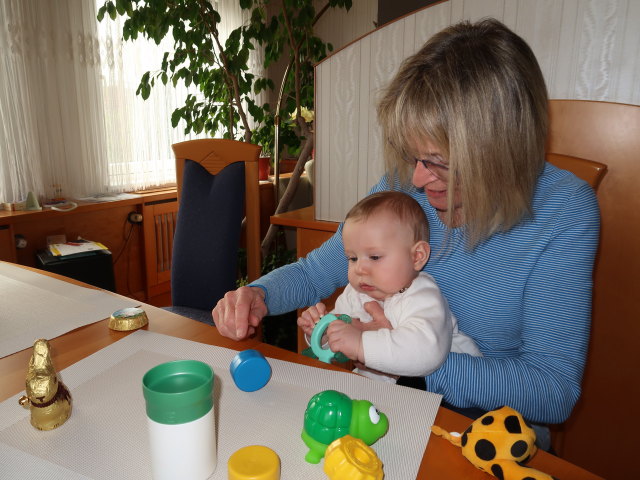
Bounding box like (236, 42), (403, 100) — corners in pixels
(431, 406), (557, 480)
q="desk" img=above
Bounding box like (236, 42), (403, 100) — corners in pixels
(0, 266), (602, 479)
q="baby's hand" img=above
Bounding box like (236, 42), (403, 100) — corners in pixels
(327, 321), (364, 362)
(297, 302), (327, 337)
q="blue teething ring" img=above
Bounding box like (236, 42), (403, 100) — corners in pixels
(310, 314), (352, 363)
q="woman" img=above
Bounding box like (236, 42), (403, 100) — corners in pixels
(213, 19), (599, 437)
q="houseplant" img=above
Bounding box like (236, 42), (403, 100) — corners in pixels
(98, 0), (352, 256)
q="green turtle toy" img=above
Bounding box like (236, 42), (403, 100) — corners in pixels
(301, 389), (389, 464)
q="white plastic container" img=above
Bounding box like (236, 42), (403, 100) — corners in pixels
(142, 360), (216, 479)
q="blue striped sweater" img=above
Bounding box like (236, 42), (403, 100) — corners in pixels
(254, 163), (600, 424)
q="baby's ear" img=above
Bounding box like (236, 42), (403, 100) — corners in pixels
(412, 240), (430, 271)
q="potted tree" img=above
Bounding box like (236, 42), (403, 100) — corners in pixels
(98, 0), (351, 255)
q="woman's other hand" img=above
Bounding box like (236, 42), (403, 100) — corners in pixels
(350, 301), (393, 331)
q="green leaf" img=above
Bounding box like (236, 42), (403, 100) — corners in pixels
(115, 0), (126, 16)
(96, 5), (106, 22)
(108, 2), (117, 20)
(171, 109), (182, 128)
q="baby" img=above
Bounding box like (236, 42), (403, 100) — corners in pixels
(298, 191), (481, 382)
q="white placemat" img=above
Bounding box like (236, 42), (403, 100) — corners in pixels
(0, 262), (139, 358)
(0, 330), (442, 479)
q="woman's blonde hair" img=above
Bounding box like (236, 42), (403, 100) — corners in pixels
(377, 18), (548, 248)
(345, 191), (429, 243)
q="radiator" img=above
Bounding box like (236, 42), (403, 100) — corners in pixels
(142, 199), (178, 302)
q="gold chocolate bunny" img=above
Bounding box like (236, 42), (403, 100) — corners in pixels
(19, 339), (72, 430)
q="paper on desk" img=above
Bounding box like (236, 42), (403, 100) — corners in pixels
(0, 330), (442, 480)
(0, 262), (139, 358)
(48, 240), (108, 257)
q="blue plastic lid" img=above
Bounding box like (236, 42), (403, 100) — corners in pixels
(230, 349), (272, 392)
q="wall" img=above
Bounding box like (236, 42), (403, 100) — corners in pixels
(377, 0), (440, 26)
(265, 0), (378, 112)
(313, 0), (378, 49)
(315, 0), (640, 221)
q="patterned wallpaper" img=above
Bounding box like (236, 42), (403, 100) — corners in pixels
(315, 0), (640, 221)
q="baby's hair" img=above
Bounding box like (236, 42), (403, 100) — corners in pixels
(345, 191), (429, 243)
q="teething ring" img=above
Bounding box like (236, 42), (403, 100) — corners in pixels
(310, 314), (352, 363)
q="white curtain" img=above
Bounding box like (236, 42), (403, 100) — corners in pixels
(0, 0), (266, 203)
(0, 0), (109, 202)
(96, 3), (199, 193)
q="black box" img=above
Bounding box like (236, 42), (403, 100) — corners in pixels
(36, 249), (116, 292)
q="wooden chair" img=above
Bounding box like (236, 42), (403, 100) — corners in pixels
(546, 152), (607, 191)
(546, 100), (640, 479)
(165, 139), (262, 324)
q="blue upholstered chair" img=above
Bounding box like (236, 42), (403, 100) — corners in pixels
(165, 139), (262, 325)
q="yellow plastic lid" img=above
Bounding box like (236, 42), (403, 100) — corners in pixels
(228, 445), (280, 480)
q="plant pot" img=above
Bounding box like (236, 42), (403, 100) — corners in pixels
(258, 156), (270, 181)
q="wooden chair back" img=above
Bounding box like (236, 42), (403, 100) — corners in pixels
(172, 138), (262, 282)
(546, 152), (607, 191)
(547, 100), (640, 479)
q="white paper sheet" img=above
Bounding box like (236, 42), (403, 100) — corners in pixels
(0, 330), (442, 479)
(0, 262), (139, 358)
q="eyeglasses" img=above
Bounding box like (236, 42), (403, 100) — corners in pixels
(410, 157), (450, 181)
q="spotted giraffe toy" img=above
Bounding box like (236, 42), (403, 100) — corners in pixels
(431, 406), (557, 480)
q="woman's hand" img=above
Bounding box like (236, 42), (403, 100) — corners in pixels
(212, 286), (268, 340)
(351, 301), (393, 331)
(297, 302), (327, 337)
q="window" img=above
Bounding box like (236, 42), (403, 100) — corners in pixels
(0, 0), (263, 203)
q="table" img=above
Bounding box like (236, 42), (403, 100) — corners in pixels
(0, 267), (603, 479)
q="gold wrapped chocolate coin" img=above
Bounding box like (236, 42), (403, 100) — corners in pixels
(108, 307), (148, 331)
(18, 339), (72, 430)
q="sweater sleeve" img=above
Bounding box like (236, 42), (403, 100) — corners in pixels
(249, 176), (394, 315)
(250, 226), (348, 315)
(362, 275), (453, 377)
(425, 182), (600, 424)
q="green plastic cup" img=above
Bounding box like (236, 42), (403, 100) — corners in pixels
(142, 359), (213, 424)
(142, 360), (216, 479)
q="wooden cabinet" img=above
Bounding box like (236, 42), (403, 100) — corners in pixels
(0, 191), (178, 303)
(0, 225), (16, 262)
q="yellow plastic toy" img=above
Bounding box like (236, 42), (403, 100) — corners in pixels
(228, 445), (280, 480)
(323, 435), (384, 480)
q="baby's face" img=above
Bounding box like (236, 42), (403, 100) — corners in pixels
(343, 211), (420, 301)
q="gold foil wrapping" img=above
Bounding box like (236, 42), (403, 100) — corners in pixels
(108, 307), (148, 331)
(19, 339), (72, 430)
